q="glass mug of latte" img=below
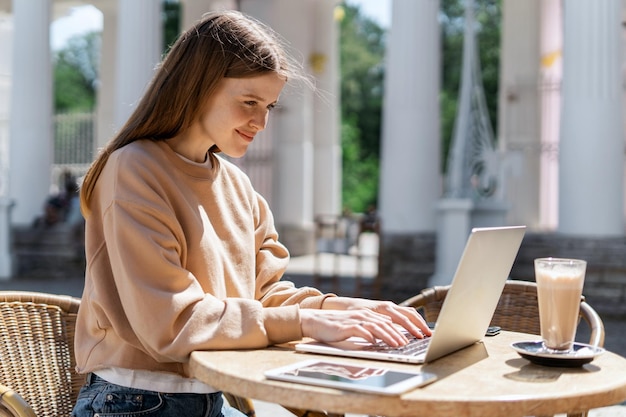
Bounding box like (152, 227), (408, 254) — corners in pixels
(534, 258), (586, 352)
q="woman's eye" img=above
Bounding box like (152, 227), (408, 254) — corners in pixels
(244, 101), (278, 111)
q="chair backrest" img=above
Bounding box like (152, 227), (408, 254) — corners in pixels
(400, 280), (605, 347)
(0, 291), (81, 417)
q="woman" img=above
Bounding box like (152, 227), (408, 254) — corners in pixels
(72, 10), (430, 417)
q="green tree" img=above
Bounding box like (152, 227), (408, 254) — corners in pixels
(339, 2), (386, 213)
(53, 31), (101, 112)
(163, 0), (181, 51)
(53, 1), (181, 114)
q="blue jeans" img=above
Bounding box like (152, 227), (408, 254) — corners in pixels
(71, 374), (246, 417)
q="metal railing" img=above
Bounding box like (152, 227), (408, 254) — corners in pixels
(51, 111), (95, 190)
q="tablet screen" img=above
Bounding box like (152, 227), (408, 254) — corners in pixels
(265, 360), (436, 395)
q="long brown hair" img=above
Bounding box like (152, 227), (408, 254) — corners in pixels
(80, 10), (309, 217)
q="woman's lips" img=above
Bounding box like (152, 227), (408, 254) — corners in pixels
(237, 130), (255, 142)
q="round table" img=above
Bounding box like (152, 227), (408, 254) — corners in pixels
(189, 331), (626, 417)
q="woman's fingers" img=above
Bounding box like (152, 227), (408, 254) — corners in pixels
(300, 309), (412, 346)
(388, 306), (433, 339)
(365, 302), (432, 339)
(358, 319), (408, 347)
(323, 297), (432, 339)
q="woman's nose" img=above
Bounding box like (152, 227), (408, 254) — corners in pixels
(250, 110), (269, 131)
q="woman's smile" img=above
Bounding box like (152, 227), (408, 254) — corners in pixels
(236, 129), (255, 143)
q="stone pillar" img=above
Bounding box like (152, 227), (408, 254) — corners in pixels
(114, 0), (163, 128)
(538, 0), (562, 230)
(312, 1), (341, 218)
(92, 1), (118, 148)
(0, 14), (12, 198)
(0, 15), (12, 279)
(241, 0), (316, 255)
(379, 0), (441, 233)
(9, 0), (53, 226)
(431, 198), (473, 286)
(498, 0), (542, 229)
(559, 0), (624, 236)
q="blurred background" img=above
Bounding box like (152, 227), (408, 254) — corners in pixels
(0, 0), (625, 319)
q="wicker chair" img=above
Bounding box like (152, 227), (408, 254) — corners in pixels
(0, 291), (81, 417)
(0, 385), (36, 417)
(0, 291), (337, 417)
(400, 279), (605, 347)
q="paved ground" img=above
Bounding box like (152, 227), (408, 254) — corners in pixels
(1, 255), (625, 416)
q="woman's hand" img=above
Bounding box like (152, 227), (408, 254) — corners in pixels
(321, 297), (432, 341)
(300, 308), (407, 346)
(299, 297), (431, 347)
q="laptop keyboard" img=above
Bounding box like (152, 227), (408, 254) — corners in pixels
(362, 335), (431, 356)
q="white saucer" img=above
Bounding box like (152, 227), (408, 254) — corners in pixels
(511, 340), (605, 367)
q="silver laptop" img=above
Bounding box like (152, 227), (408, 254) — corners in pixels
(296, 225), (526, 364)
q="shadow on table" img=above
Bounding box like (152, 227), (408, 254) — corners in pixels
(421, 342), (489, 381)
(503, 358), (601, 383)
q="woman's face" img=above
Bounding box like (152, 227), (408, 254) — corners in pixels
(197, 72), (286, 159)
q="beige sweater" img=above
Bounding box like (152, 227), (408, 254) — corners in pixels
(75, 139), (331, 377)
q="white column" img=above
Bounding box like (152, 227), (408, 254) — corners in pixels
(0, 14), (12, 197)
(241, 0), (316, 255)
(312, 1), (341, 217)
(538, 0), (562, 230)
(92, 1), (118, 148)
(498, 0), (542, 229)
(114, 0), (163, 128)
(559, 0), (624, 236)
(0, 15), (12, 279)
(379, 0), (441, 233)
(431, 198), (473, 286)
(9, 0), (53, 226)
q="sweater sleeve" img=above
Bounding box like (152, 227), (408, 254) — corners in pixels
(93, 153), (305, 363)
